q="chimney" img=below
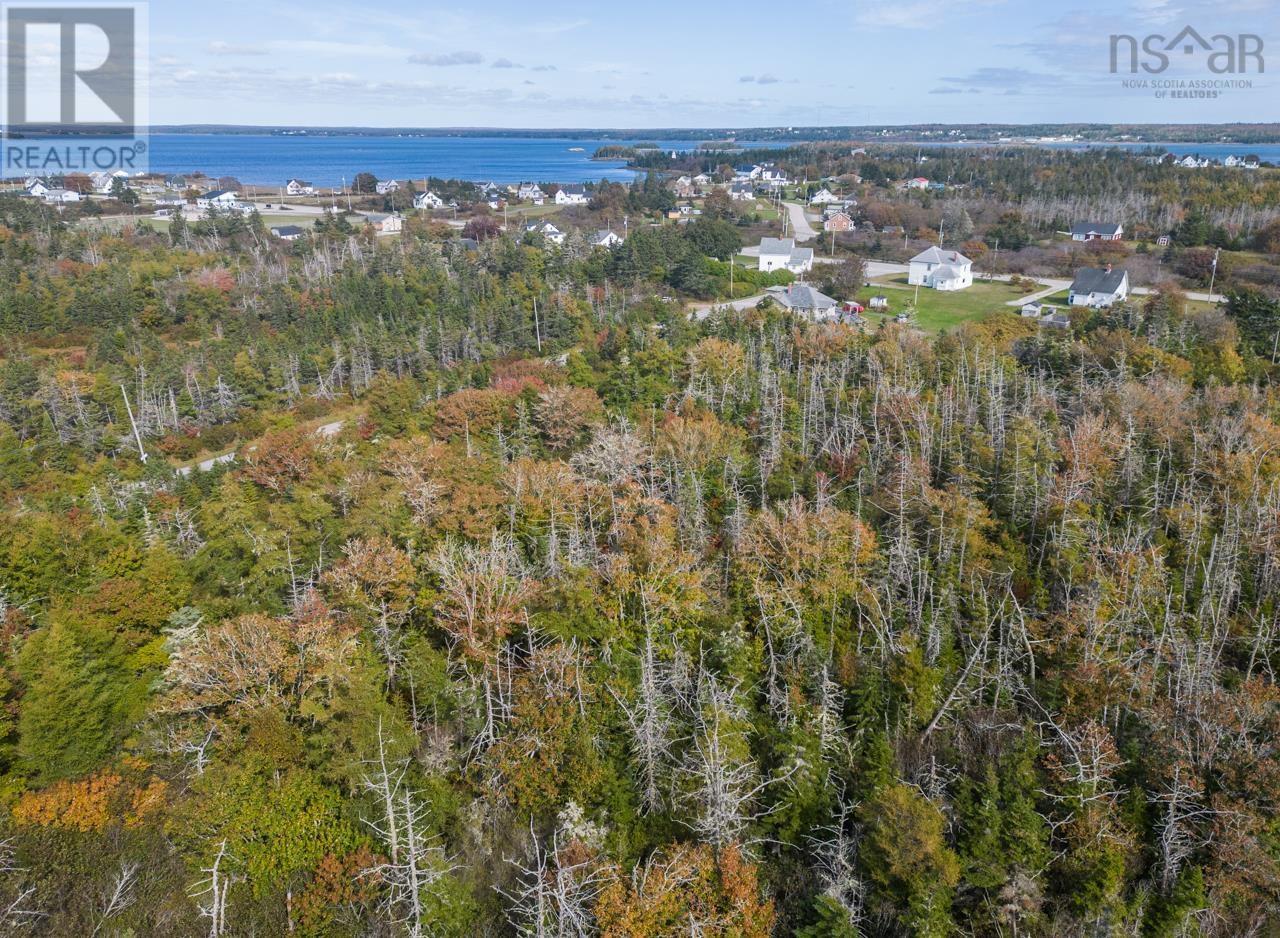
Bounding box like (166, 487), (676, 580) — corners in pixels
(1105, 263), (1112, 273)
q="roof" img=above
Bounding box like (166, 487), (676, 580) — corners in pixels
(1070, 222), (1122, 236)
(910, 245), (971, 266)
(271, 225), (305, 236)
(759, 237), (796, 257)
(931, 264), (964, 281)
(559, 184), (586, 195)
(365, 213), (394, 223)
(769, 283), (837, 311)
(1070, 266), (1128, 295)
(790, 247), (814, 265)
(593, 229), (619, 243)
(202, 189), (233, 199)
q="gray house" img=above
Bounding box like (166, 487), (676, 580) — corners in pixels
(1068, 265), (1130, 307)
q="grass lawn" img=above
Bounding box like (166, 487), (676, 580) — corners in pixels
(855, 277), (1035, 332)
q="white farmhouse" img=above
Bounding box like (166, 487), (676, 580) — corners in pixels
(757, 237), (814, 275)
(554, 184), (588, 205)
(287, 179), (317, 196)
(809, 188), (840, 205)
(414, 191), (444, 211)
(374, 179), (401, 195)
(908, 246), (973, 291)
(592, 229), (622, 248)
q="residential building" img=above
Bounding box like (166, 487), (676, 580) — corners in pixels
(1069, 265), (1130, 307)
(365, 212), (403, 234)
(525, 221), (565, 245)
(287, 179), (317, 196)
(196, 190), (239, 209)
(374, 179), (400, 195)
(729, 181), (755, 202)
(809, 188), (840, 205)
(154, 192), (186, 207)
(1070, 222), (1124, 242)
(592, 229), (622, 248)
(734, 164), (761, 181)
(757, 237), (814, 274)
(908, 246), (974, 291)
(24, 179), (50, 198)
(271, 225), (306, 241)
(516, 182), (546, 204)
(414, 191), (444, 211)
(905, 176), (929, 190)
(824, 212), (854, 233)
(555, 184), (588, 205)
(766, 283), (839, 320)
(43, 188), (82, 204)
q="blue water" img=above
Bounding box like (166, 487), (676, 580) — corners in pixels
(135, 134), (699, 187)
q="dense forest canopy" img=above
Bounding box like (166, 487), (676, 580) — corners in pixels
(0, 164), (1279, 937)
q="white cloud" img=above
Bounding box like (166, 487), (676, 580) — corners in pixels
(207, 41), (268, 56)
(408, 50), (484, 66)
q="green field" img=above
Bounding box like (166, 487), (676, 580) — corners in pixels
(857, 277), (1035, 331)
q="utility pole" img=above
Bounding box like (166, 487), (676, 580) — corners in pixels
(1208, 246), (1221, 299)
(120, 384), (147, 464)
(533, 296), (542, 352)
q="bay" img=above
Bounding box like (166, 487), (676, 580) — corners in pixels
(139, 134), (694, 187)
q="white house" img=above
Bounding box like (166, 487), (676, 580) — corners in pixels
(1068, 265), (1129, 307)
(757, 237), (814, 275)
(905, 176), (930, 190)
(734, 164), (761, 181)
(729, 181), (755, 202)
(43, 188), (82, 204)
(908, 246), (973, 291)
(766, 283), (839, 320)
(197, 190), (239, 209)
(23, 179), (50, 199)
(692, 173), (712, 187)
(555, 184), (588, 205)
(89, 171), (114, 194)
(525, 221), (565, 245)
(154, 191), (186, 207)
(592, 229), (622, 248)
(809, 188), (840, 205)
(365, 212), (403, 234)
(287, 179), (317, 196)
(414, 191), (444, 211)
(374, 179), (400, 195)
(516, 182), (546, 204)
(1070, 222), (1124, 242)
(759, 164), (787, 187)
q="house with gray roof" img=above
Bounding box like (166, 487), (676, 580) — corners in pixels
(908, 246), (973, 291)
(766, 283), (839, 320)
(757, 237), (814, 274)
(1070, 222), (1124, 242)
(1069, 265), (1129, 307)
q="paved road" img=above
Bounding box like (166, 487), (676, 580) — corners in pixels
(782, 202), (818, 243)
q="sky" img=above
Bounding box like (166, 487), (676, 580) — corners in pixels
(141, 0), (1279, 128)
